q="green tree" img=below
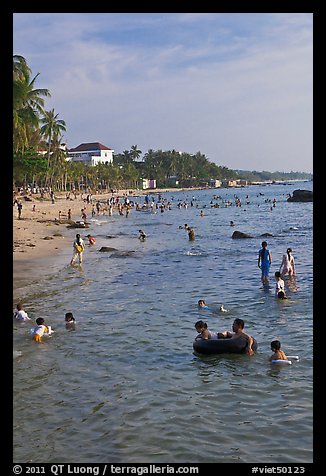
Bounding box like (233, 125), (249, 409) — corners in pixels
(40, 108), (66, 185)
(130, 144), (142, 162)
(13, 55), (51, 154)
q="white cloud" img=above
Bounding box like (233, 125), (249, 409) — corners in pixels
(13, 13), (313, 172)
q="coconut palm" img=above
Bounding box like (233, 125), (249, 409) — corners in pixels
(13, 55), (51, 154)
(130, 144), (142, 162)
(40, 109), (66, 185)
(48, 135), (68, 188)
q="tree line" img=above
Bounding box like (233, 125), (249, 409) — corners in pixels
(13, 55), (312, 192)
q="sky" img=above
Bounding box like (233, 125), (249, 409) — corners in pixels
(13, 12), (313, 173)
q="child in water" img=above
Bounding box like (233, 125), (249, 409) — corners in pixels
(138, 230), (146, 241)
(275, 271), (287, 299)
(65, 312), (76, 328)
(195, 320), (218, 340)
(198, 299), (208, 309)
(32, 317), (52, 342)
(269, 340), (287, 361)
(13, 302), (31, 321)
(86, 234), (96, 245)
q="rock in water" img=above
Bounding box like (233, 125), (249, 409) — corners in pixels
(231, 230), (253, 239)
(287, 189), (313, 202)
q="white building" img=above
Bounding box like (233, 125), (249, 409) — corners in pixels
(209, 179), (221, 188)
(142, 179), (157, 190)
(67, 142), (114, 166)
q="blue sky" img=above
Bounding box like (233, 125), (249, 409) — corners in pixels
(13, 13), (313, 173)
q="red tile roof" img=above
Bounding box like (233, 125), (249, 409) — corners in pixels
(68, 142), (112, 152)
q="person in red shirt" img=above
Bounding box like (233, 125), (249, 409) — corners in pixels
(86, 234), (96, 245)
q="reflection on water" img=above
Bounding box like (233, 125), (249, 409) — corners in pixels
(13, 183), (313, 463)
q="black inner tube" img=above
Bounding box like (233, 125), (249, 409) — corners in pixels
(193, 336), (258, 355)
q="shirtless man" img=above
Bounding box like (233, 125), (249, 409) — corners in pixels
(218, 318), (254, 356)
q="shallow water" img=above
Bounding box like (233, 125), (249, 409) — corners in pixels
(13, 181), (313, 463)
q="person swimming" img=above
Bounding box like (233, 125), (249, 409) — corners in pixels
(219, 304), (228, 312)
(31, 317), (52, 342)
(65, 312), (76, 329)
(194, 320), (218, 340)
(269, 340), (287, 361)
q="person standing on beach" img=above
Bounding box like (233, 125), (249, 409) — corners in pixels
(70, 233), (85, 265)
(258, 241), (272, 284)
(17, 200), (22, 219)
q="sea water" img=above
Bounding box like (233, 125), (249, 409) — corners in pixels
(13, 181), (313, 463)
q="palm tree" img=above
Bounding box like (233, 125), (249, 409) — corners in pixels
(130, 144), (142, 162)
(48, 135), (68, 188)
(13, 55), (51, 154)
(40, 109), (66, 186)
(122, 149), (133, 165)
(121, 163), (140, 189)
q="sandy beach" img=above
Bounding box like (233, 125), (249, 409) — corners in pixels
(12, 187), (202, 294)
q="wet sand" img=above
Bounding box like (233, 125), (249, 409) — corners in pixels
(13, 187), (203, 297)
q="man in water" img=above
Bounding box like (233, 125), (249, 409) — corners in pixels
(218, 318), (254, 356)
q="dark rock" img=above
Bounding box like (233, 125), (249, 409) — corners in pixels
(260, 233), (274, 237)
(67, 221), (90, 229)
(109, 251), (136, 258)
(287, 189), (313, 202)
(99, 246), (118, 252)
(232, 230), (253, 239)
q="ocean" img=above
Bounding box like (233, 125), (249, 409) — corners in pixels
(13, 181), (313, 464)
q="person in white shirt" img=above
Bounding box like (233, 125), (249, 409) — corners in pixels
(31, 317), (52, 342)
(13, 303), (31, 321)
(275, 271), (286, 299)
(70, 233), (85, 265)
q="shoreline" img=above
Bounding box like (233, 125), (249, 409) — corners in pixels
(13, 180), (310, 299)
(12, 187), (204, 298)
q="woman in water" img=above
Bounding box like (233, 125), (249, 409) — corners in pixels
(258, 241), (272, 284)
(279, 248), (296, 277)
